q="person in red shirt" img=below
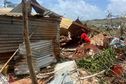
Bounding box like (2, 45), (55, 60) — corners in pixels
(80, 33), (91, 44)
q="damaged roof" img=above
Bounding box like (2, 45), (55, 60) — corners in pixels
(0, 0), (61, 18)
(0, 8), (13, 13)
(60, 17), (73, 29)
(60, 17), (90, 31)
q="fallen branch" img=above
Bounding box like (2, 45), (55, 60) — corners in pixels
(36, 71), (54, 79)
(79, 70), (105, 80)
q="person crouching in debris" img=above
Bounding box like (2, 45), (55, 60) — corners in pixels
(80, 32), (91, 46)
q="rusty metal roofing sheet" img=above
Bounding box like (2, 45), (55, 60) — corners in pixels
(0, 1), (61, 18)
(0, 16), (60, 53)
(0, 8), (13, 13)
(15, 40), (56, 75)
(0, 13), (22, 16)
(0, 12), (36, 17)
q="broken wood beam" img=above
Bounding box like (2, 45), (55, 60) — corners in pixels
(62, 48), (76, 52)
(80, 70), (105, 80)
(73, 21), (100, 33)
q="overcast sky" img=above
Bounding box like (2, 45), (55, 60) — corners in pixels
(0, 0), (126, 20)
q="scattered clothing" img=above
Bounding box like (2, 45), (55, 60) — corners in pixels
(110, 37), (125, 48)
(80, 33), (90, 43)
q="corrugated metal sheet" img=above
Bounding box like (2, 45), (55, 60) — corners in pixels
(0, 16), (60, 53)
(0, 0), (61, 18)
(60, 18), (73, 29)
(10, 1), (61, 18)
(15, 40), (56, 75)
(0, 12), (22, 17)
(0, 7), (22, 17)
(0, 12), (37, 17)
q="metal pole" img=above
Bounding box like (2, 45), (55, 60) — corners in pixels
(22, 0), (38, 84)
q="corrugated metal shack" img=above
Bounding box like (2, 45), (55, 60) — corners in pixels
(0, 0), (61, 74)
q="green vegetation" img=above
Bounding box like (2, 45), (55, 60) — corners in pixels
(77, 48), (116, 73)
(83, 17), (126, 36)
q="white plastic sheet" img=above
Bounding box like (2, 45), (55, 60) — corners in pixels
(49, 61), (78, 84)
(0, 73), (9, 84)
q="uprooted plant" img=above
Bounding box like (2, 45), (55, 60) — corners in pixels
(76, 48), (117, 73)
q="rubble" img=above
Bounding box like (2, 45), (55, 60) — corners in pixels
(60, 18), (94, 47)
(60, 32), (72, 46)
(0, 0), (126, 84)
(111, 64), (124, 77)
(73, 44), (100, 59)
(110, 37), (126, 48)
(61, 44), (100, 60)
(90, 33), (110, 48)
(49, 61), (99, 84)
(10, 78), (32, 84)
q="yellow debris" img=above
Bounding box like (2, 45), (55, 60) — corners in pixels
(60, 17), (73, 29)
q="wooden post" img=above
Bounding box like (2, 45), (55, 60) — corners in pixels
(22, 0), (38, 84)
(120, 20), (124, 37)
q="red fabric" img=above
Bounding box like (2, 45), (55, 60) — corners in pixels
(111, 64), (123, 76)
(81, 33), (90, 43)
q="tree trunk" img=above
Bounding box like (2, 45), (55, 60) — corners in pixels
(22, 0), (38, 84)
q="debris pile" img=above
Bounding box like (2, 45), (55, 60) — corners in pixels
(90, 33), (111, 48)
(60, 18), (93, 47)
(0, 0), (126, 84)
(49, 61), (99, 84)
